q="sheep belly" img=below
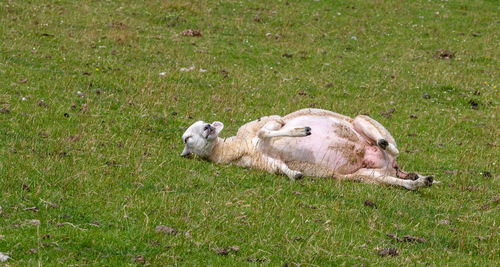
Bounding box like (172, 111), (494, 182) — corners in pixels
(266, 116), (368, 175)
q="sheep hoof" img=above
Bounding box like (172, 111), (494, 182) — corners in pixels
(305, 127), (311, 136)
(424, 176), (433, 187)
(292, 127), (311, 137)
(406, 172), (419, 181)
(377, 139), (388, 150)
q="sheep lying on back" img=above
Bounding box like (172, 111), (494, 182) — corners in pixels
(181, 108), (433, 190)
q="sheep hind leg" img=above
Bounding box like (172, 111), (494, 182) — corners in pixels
(337, 168), (433, 190)
(353, 115), (399, 157)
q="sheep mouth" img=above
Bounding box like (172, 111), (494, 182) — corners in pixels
(204, 124), (215, 139)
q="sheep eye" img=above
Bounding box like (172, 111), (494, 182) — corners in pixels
(204, 125), (209, 130)
(184, 136), (192, 143)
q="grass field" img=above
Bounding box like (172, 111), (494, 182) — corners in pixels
(0, 0), (498, 265)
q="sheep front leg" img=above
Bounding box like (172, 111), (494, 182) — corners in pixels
(260, 154), (303, 180)
(257, 120), (311, 139)
(253, 120), (308, 180)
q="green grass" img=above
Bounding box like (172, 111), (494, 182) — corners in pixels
(0, 0), (498, 265)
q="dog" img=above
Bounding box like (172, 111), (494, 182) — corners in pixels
(181, 108), (433, 190)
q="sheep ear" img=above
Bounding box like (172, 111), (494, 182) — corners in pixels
(211, 121), (224, 135)
(181, 145), (191, 157)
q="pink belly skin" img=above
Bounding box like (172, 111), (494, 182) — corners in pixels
(264, 116), (389, 175)
(363, 145), (389, 168)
